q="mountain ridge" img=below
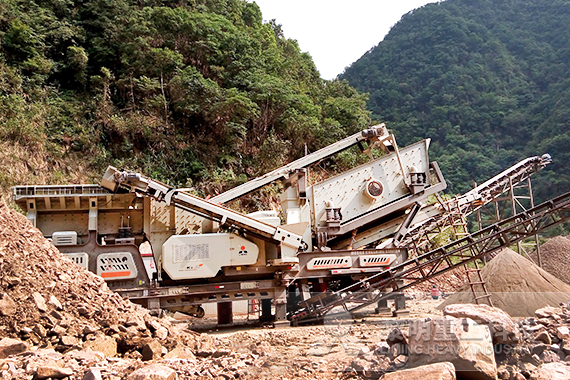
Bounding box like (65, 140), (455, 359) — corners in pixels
(341, 0), (570, 205)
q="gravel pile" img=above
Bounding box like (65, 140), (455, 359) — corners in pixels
(438, 248), (570, 317)
(529, 236), (570, 284)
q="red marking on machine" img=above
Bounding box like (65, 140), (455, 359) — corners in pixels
(101, 271), (131, 278)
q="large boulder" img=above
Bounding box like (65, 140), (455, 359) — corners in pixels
(408, 316), (497, 380)
(0, 293), (17, 316)
(83, 335), (117, 358)
(142, 339), (163, 361)
(36, 365), (74, 379)
(386, 328), (409, 346)
(529, 362), (570, 380)
(382, 362), (456, 380)
(386, 327), (409, 358)
(163, 346), (196, 360)
(442, 304), (519, 345)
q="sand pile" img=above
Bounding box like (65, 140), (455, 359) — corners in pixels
(529, 236), (570, 284)
(438, 248), (570, 317)
(0, 200), (196, 356)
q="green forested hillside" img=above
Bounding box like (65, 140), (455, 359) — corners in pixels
(341, 0), (570, 201)
(0, 0), (370, 199)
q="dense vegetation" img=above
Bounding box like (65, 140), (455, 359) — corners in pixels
(341, 0), (570, 203)
(0, 0), (371, 198)
(4, 0), (570, 215)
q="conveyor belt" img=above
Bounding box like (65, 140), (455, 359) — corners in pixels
(290, 188), (570, 324)
(400, 154), (551, 253)
(100, 166), (305, 253)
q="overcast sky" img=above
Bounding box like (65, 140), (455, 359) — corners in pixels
(250, 0), (439, 80)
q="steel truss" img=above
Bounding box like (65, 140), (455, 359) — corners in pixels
(291, 189), (570, 324)
(400, 155), (549, 256)
(476, 177), (541, 265)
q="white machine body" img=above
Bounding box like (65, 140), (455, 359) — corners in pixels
(310, 139), (431, 227)
(162, 233), (259, 280)
(358, 254), (398, 267)
(64, 252), (89, 269)
(247, 210), (281, 226)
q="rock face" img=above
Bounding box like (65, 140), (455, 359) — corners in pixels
(442, 304), (519, 345)
(0, 294), (17, 316)
(382, 362), (456, 380)
(142, 339), (164, 361)
(386, 328), (408, 346)
(36, 365), (74, 379)
(82, 369), (102, 380)
(83, 335), (117, 358)
(556, 326), (570, 340)
(31, 292), (48, 312)
(408, 316), (497, 380)
(386, 327), (409, 358)
(529, 362), (570, 380)
(534, 331), (551, 345)
(163, 346), (196, 360)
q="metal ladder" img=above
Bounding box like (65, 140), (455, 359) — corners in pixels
(446, 197), (493, 307)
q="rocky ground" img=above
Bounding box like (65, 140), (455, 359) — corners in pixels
(3, 297), (570, 379)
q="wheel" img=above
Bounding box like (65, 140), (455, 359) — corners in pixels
(194, 306), (205, 318)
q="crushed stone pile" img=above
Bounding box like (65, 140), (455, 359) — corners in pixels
(438, 248), (570, 317)
(0, 200), (197, 357)
(529, 236), (570, 285)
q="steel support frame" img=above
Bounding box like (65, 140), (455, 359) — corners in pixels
(401, 155), (548, 256)
(291, 190), (570, 323)
(476, 176), (540, 265)
(118, 279), (285, 305)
